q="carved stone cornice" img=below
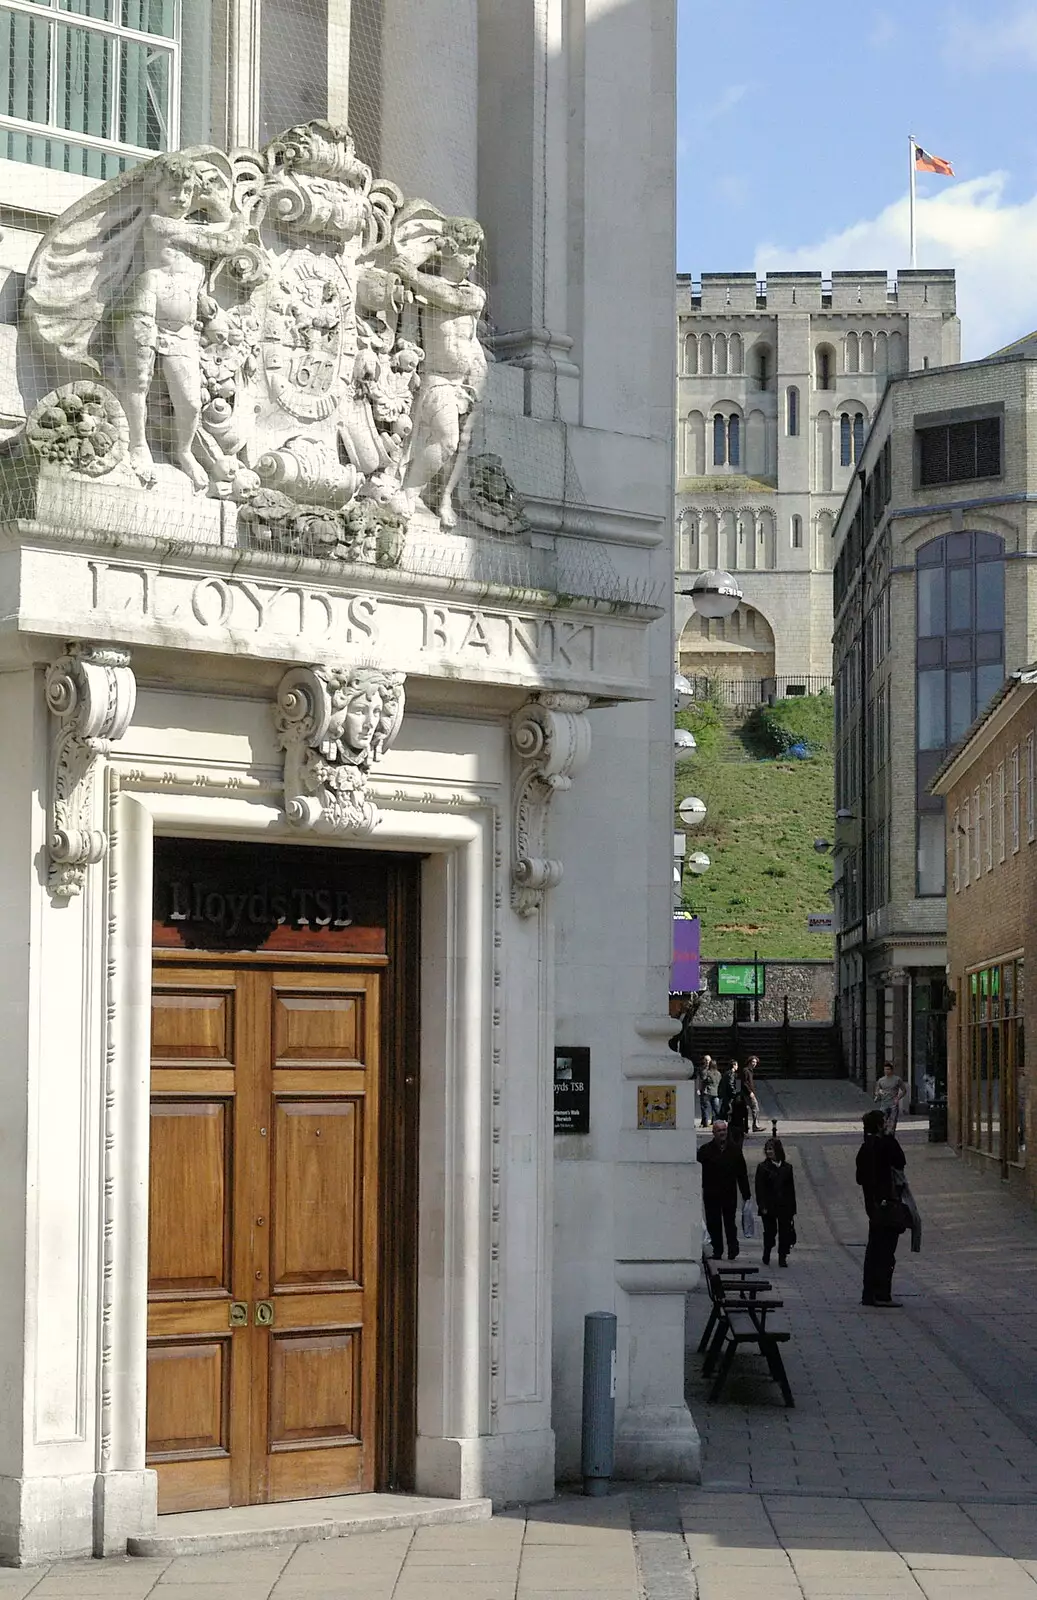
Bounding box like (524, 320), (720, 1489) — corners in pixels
(45, 643), (136, 899)
(510, 692), (591, 916)
(274, 664), (405, 835)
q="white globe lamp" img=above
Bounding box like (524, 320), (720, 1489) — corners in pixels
(678, 796), (707, 828)
(683, 569), (742, 621)
(687, 850), (711, 875)
(674, 672), (694, 711)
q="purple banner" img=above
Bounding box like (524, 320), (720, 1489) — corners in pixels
(671, 914), (700, 992)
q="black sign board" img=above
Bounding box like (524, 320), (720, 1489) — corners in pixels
(554, 1047), (590, 1134)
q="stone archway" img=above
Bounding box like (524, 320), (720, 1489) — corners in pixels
(677, 601), (776, 684)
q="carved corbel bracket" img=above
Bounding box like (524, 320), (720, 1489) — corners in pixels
(45, 643), (136, 900)
(510, 692), (592, 916)
(274, 664), (405, 836)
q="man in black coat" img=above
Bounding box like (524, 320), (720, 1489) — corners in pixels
(697, 1119), (751, 1259)
(856, 1108), (907, 1307)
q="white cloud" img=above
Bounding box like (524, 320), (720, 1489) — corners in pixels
(755, 173), (1037, 360)
(687, 83), (749, 131)
(868, 12), (899, 49)
(943, 3), (1037, 69)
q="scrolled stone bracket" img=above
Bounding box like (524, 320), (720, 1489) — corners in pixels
(510, 693), (591, 916)
(45, 643), (136, 900)
(274, 664), (406, 836)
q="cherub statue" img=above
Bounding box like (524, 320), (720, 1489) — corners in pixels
(24, 148), (255, 491)
(391, 214), (487, 528)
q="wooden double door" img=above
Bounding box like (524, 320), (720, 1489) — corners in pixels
(147, 961), (383, 1512)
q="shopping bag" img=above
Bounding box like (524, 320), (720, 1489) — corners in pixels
(741, 1199), (756, 1239)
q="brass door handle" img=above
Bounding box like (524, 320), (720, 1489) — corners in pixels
(229, 1302), (248, 1328)
(255, 1300), (274, 1326)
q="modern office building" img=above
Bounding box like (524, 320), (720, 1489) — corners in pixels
(675, 270), (959, 698)
(0, 0), (690, 1563)
(831, 350), (1037, 1097)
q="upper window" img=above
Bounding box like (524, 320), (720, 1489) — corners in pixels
(754, 345), (770, 390)
(791, 514), (802, 549)
(787, 386), (799, 436)
(712, 413), (740, 468)
(815, 344), (834, 390)
(918, 415), (1001, 488)
(0, 0), (331, 179)
(713, 414), (726, 467)
(840, 410), (866, 468)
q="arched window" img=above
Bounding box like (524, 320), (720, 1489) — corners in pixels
(860, 331), (874, 373)
(846, 331), (860, 373)
(728, 414), (741, 467)
(700, 334), (713, 376)
(713, 413), (726, 466)
(754, 344), (770, 390)
(729, 332), (743, 374)
(840, 412), (852, 467)
(791, 514), (803, 549)
(683, 332), (698, 375)
(815, 344), (834, 390)
(853, 412), (865, 462)
(916, 532), (1006, 897)
(787, 386), (799, 436)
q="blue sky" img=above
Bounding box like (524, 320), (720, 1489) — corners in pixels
(676, 0), (1037, 358)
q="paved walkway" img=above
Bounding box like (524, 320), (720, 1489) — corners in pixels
(8, 1078), (1037, 1597)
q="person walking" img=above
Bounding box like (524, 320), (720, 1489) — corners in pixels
(697, 1118), (751, 1260)
(702, 1058), (721, 1125)
(874, 1061), (907, 1133)
(728, 1082), (751, 1145)
(742, 1055), (763, 1133)
(856, 1108), (907, 1308)
(718, 1061), (738, 1120)
(696, 1053), (718, 1126)
(755, 1137), (796, 1267)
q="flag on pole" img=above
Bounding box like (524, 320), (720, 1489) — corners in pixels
(914, 145), (954, 177)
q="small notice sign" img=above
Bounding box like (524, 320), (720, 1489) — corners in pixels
(807, 912), (834, 933)
(638, 1085), (677, 1130)
(554, 1048), (590, 1134)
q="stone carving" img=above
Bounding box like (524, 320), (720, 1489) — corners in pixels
(20, 120), (493, 554)
(26, 382), (128, 477)
(461, 453), (529, 536)
(510, 693), (592, 916)
(274, 664), (405, 834)
(45, 643), (136, 899)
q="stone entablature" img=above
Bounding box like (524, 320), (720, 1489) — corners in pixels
(2, 523), (656, 702)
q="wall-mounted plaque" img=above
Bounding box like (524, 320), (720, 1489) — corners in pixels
(554, 1047), (590, 1134)
(638, 1084), (677, 1130)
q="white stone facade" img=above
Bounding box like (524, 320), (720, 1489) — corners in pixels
(676, 271), (960, 689)
(0, 0), (693, 1564)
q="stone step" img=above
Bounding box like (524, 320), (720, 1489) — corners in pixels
(127, 1493), (492, 1558)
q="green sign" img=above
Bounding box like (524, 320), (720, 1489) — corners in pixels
(717, 962), (766, 997)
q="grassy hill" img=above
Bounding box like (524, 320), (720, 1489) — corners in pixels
(674, 694), (835, 961)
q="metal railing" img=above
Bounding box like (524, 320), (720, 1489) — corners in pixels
(681, 675), (833, 707)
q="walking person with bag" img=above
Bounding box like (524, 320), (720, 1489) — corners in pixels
(697, 1119), (751, 1261)
(742, 1056), (763, 1133)
(856, 1108), (908, 1308)
(755, 1137), (797, 1267)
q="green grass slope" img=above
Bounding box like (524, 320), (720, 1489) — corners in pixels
(674, 695), (835, 961)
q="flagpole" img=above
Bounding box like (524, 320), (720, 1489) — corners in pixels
(908, 135), (917, 269)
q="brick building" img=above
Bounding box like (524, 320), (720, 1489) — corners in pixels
(675, 270), (959, 699)
(831, 352), (1037, 1099)
(931, 669), (1037, 1199)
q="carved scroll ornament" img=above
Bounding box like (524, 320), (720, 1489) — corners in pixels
(45, 643), (136, 899)
(510, 693), (591, 916)
(274, 665), (405, 835)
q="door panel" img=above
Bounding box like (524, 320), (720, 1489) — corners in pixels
(148, 963), (380, 1511)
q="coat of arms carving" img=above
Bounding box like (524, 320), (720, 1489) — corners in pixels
(16, 120), (493, 562)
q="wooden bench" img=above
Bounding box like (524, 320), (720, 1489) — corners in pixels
(698, 1254), (795, 1407)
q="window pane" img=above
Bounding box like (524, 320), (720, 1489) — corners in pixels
(840, 414), (851, 467)
(916, 536), (944, 566)
(947, 565), (971, 631)
(975, 415), (1001, 477)
(917, 566), (945, 636)
(919, 426), (948, 485)
(946, 634), (970, 664)
(728, 415), (740, 467)
(976, 631), (1003, 664)
(258, 0), (327, 146)
(56, 20), (113, 142)
(120, 0), (177, 36)
(713, 414), (725, 467)
(917, 811), (946, 896)
(949, 669), (972, 741)
(1, 9), (51, 132)
(977, 664), (1004, 712)
(118, 38), (171, 148)
(853, 413), (865, 462)
(918, 669), (946, 750)
(976, 560), (1005, 631)
(948, 421), (977, 482)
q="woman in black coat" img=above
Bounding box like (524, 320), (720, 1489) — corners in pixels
(856, 1108), (907, 1307)
(754, 1136), (797, 1266)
